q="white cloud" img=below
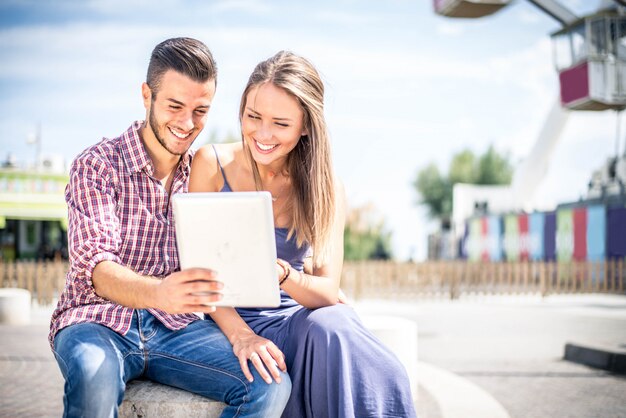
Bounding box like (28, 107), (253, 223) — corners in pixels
(0, 24), (158, 80)
(436, 22), (465, 36)
(312, 10), (378, 25)
(517, 9), (542, 24)
(81, 0), (153, 13)
(78, 0), (272, 17)
(209, 0), (272, 14)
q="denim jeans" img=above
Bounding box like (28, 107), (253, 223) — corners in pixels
(52, 309), (291, 418)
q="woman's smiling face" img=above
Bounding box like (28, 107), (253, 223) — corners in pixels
(241, 82), (306, 168)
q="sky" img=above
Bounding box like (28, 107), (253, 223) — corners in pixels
(0, 0), (617, 260)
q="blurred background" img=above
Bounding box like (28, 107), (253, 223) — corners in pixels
(0, 0), (620, 263)
(1, 2), (626, 417)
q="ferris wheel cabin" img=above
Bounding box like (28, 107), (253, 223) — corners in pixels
(433, 0), (511, 18)
(552, 10), (626, 111)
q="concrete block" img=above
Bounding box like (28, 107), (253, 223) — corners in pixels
(120, 380), (225, 418)
(120, 314), (419, 417)
(0, 288), (31, 325)
(564, 342), (626, 375)
(361, 314), (418, 397)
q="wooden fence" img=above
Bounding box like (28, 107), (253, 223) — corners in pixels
(0, 260), (69, 305)
(1, 259), (625, 305)
(342, 260), (626, 300)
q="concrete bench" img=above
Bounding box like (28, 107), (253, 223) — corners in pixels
(120, 314), (418, 417)
(0, 288), (31, 325)
(120, 380), (225, 418)
(360, 314), (418, 398)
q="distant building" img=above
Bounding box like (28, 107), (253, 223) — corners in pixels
(0, 166), (68, 260)
(439, 154), (626, 263)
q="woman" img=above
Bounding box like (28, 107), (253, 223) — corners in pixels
(190, 51), (416, 418)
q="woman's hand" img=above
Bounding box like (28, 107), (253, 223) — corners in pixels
(276, 258), (291, 286)
(337, 288), (351, 305)
(232, 331), (287, 384)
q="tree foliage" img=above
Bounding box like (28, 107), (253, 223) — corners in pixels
(343, 204), (392, 261)
(475, 145), (513, 185)
(414, 145), (513, 220)
(414, 163), (451, 219)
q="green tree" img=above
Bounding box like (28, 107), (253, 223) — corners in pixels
(413, 145), (513, 223)
(476, 145), (513, 185)
(343, 204), (392, 261)
(414, 163), (451, 219)
(449, 150), (477, 185)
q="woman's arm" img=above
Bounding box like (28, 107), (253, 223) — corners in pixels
(190, 145), (286, 384)
(279, 182), (346, 309)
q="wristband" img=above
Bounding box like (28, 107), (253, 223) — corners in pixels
(277, 259), (291, 286)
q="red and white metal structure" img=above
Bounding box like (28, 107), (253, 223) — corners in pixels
(435, 1), (626, 255)
(434, 0), (626, 111)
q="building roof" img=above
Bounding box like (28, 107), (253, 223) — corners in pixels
(0, 168), (69, 227)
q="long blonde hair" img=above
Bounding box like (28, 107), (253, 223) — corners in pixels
(240, 51), (335, 265)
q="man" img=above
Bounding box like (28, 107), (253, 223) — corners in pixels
(49, 37), (290, 418)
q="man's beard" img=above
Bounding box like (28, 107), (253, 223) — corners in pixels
(148, 105), (190, 156)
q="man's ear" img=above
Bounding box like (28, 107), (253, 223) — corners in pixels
(141, 82), (152, 110)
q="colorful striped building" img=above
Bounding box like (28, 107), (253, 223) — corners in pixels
(461, 202), (626, 263)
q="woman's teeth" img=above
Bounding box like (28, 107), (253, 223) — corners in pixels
(256, 141), (278, 151)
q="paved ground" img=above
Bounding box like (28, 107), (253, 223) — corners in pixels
(1, 294), (625, 418)
(0, 303), (64, 418)
(355, 294), (626, 418)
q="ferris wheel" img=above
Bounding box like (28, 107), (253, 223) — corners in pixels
(434, 0), (626, 111)
(440, 1), (626, 244)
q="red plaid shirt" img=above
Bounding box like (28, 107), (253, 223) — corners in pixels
(49, 121), (199, 348)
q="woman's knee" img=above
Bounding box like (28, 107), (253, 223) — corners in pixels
(304, 304), (357, 337)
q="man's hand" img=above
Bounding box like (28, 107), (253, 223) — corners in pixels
(154, 268), (223, 314)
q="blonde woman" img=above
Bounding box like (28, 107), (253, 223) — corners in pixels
(190, 51), (416, 417)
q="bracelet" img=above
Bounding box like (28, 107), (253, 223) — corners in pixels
(277, 259), (291, 286)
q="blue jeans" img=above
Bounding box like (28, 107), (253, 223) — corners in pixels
(52, 310), (291, 418)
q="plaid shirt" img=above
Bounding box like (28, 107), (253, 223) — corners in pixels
(49, 121), (199, 348)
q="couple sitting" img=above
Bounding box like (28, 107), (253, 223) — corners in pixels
(49, 37), (416, 418)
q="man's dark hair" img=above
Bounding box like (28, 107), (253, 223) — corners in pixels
(146, 37), (217, 96)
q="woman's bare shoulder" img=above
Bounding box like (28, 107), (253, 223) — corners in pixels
(190, 144), (221, 192)
(195, 142), (241, 164)
(216, 141), (243, 165)
(194, 144), (217, 168)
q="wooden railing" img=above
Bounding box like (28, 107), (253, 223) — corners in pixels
(1, 259), (624, 305)
(341, 260), (626, 300)
(0, 260), (69, 305)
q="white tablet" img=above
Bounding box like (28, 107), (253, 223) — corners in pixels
(172, 192), (280, 307)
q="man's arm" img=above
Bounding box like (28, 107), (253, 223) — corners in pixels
(93, 261), (222, 314)
(66, 151), (221, 314)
